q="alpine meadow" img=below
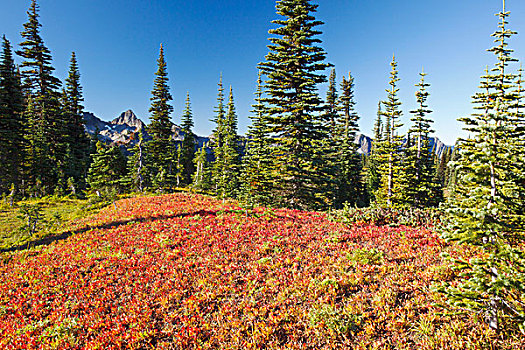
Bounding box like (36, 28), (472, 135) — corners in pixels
(0, 0), (524, 349)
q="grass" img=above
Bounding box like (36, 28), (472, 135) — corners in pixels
(0, 195), (97, 251)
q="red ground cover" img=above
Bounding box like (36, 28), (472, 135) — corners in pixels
(0, 194), (521, 349)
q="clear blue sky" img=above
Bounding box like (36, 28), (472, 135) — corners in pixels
(1, 0), (524, 145)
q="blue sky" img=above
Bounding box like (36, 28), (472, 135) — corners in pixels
(1, 0), (524, 145)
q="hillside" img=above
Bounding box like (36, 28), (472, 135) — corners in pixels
(0, 194), (520, 349)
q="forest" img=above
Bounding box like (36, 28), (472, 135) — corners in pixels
(0, 0), (524, 348)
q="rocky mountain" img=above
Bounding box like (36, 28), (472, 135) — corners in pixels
(356, 134), (451, 157)
(83, 110), (450, 157)
(83, 110), (180, 147)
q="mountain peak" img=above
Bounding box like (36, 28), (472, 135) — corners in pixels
(111, 110), (145, 130)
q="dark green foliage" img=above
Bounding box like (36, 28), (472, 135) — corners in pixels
(439, 2), (525, 332)
(17, 0), (63, 195)
(403, 71), (441, 207)
(180, 92), (196, 185)
(332, 204), (442, 228)
(87, 142), (127, 196)
(192, 143), (212, 192)
(213, 86), (241, 199)
(61, 52), (90, 193)
(240, 72), (275, 206)
(374, 56), (405, 208)
(258, 0), (332, 209)
(0, 36), (25, 194)
(334, 71), (364, 208)
(146, 44), (175, 189)
(365, 103), (383, 203)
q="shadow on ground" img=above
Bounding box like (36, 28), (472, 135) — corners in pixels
(0, 209), (220, 254)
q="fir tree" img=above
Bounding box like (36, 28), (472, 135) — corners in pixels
(214, 86), (241, 199)
(17, 0), (63, 194)
(403, 70), (440, 207)
(62, 52), (90, 192)
(375, 56), (405, 208)
(0, 36), (25, 193)
(180, 92), (196, 185)
(334, 71), (363, 207)
(147, 44), (174, 189)
(240, 72), (274, 206)
(439, 0), (525, 332)
(192, 143), (212, 192)
(87, 142), (127, 196)
(211, 74), (226, 193)
(258, 0), (332, 209)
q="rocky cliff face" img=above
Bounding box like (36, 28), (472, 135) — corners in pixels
(83, 110), (183, 147)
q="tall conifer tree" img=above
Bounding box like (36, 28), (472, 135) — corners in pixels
(0, 36), (25, 193)
(403, 70), (440, 207)
(180, 92), (196, 185)
(214, 86), (240, 199)
(258, 0), (332, 209)
(375, 56), (405, 208)
(62, 52), (90, 192)
(17, 0), (63, 194)
(334, 71), (363, 207)
(439, 0), (525, 331)
(147, 44), (174, 189)
(241, 72), (274, 206)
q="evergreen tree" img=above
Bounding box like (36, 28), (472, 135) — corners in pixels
(214, 86), (241, 199)
(334, 71), (363, 207)
(258, 0), (332, 209)
(439, 1), (525, 332)
(180, 92), (196, 185)
(375, 56), (405, 208)
(211, 74), (226, 193)
(0, 36), (25, 194)
(87, 142), (127, 196)
(240, 72), (274, 206)
(17, 0), (63, 194)
(403, 70), (440, 207)
(62, 52), (90, 192)
(365, 103), (383, 203)
(192, 143), (212, 192)
(146, 44), (174, 189)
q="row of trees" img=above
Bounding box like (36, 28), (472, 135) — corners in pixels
(0, 0), (90, 197)
(1, 0), (451, 210)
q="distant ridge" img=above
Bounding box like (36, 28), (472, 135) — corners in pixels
(83, 110), (451, 156)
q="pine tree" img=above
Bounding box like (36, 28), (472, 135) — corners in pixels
(439, 0), (525, 332)
(17, 0), (63, 194)
(375, 56), (405, 208)
(180, 92), (196, 185)
(403, 70), (440, 207)
(258, 0), (332, 209)
(214, 86), (241, 199)
(87, 142), (127, 197)
(0, 36), (25, 194)
(334, 71), (363, 207)
(192, 143), (212, 192)
(365, 103), (383, 203)
(211, 74), (226, 193)
(146, 44), (174, 189)
(62, 52), (90, 192)
(240, 72), (274, 206)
